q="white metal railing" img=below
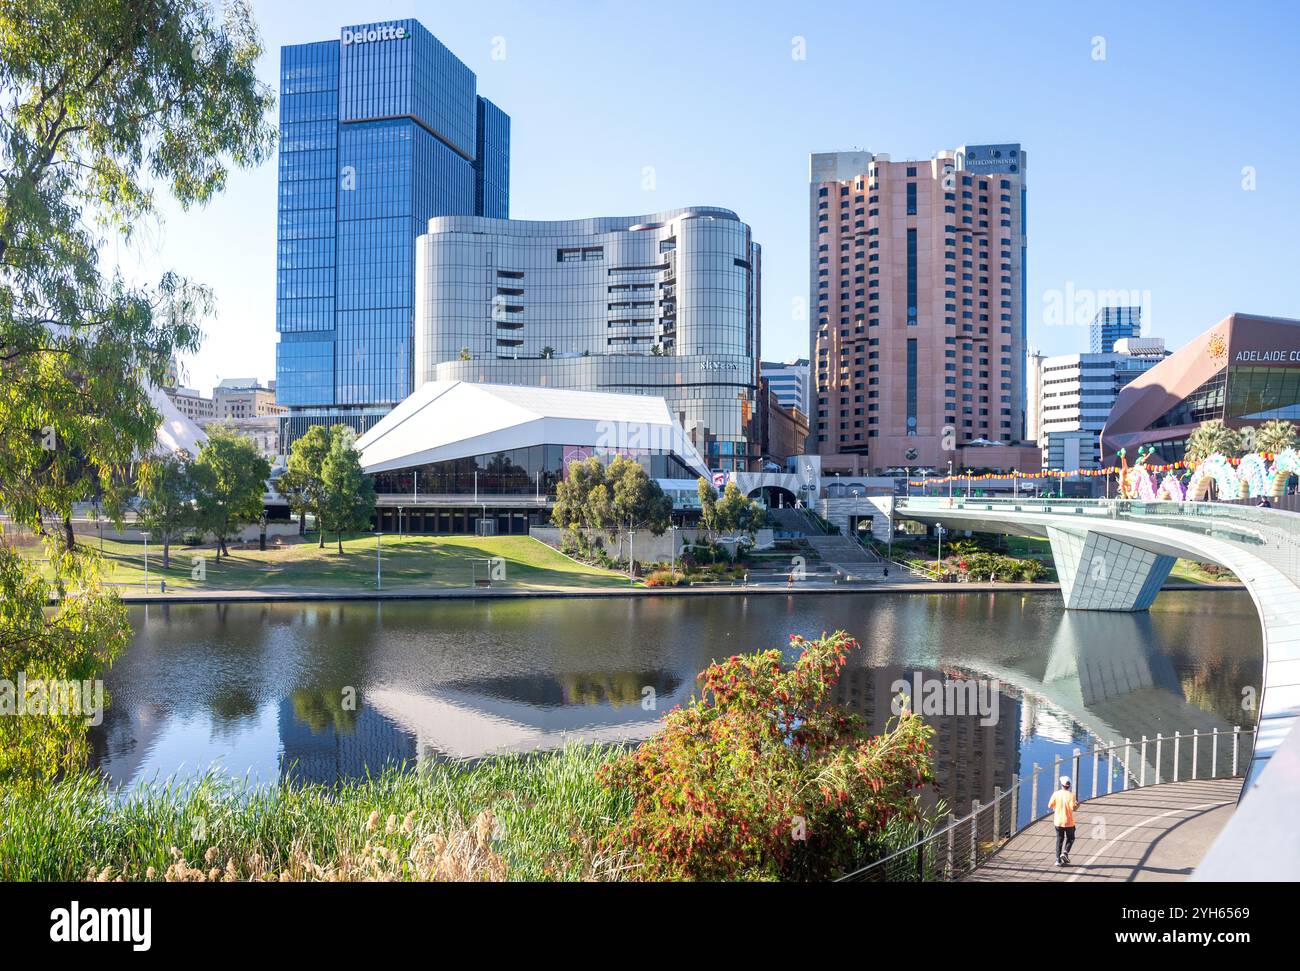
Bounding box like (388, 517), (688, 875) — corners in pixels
(837, 725), (1255, 882)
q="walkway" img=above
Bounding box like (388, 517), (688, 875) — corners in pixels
(964, 778), (1241, 883)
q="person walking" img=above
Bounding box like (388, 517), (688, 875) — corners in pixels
(1049, 776), (1079, 867)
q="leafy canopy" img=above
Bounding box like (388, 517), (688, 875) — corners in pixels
(0, 0), (275, 789)
(599, 631), (935, 881)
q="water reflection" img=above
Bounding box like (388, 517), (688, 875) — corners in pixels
(90, 592), (1262, 817)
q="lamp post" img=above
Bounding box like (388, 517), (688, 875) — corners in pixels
(948, 459), (954, 500)
(142, 530), (150, 593)
(670, 523), (678, 577)
(936, 524), (946, 571)
(375, 531), (382, 590)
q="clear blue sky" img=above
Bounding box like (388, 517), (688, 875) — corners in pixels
(123, 0), (1300, 392)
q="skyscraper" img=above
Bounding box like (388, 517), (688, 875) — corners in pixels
(275, 19), (510, 445)
(1089, 305), (1142, 353)
(809, 145), (1029, 473)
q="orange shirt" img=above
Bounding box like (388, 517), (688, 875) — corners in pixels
(1049, 788), (1078, 827)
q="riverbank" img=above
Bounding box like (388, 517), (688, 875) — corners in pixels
(112, 578), (1240, 604)
(0, 746), (629, 882)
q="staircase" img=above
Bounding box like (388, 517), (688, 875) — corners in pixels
(805, 534), (879, 571)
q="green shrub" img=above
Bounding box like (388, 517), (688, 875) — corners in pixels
(598, 631), (935, 881)
(644, 569), (688, 587)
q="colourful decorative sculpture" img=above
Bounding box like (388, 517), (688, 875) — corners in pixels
(1186, 454), (1240, 501)
(1236, 453), (1270, 498)
(1155, 472), (1186, 501)
(1269, 448), (1299, 498)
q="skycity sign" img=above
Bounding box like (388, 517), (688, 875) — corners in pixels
(342, 23), (410, 45)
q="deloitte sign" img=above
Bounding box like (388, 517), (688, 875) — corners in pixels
(342, 23), (410, 46)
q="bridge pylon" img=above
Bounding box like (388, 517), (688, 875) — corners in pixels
(1047, 525), (1176, 611)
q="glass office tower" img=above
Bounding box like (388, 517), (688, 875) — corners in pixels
(276, 20), (510, 445)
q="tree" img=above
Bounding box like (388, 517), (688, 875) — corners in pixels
(697, 478), (764, 552)
(0, 0), (274, 789)
(318, 425), (375, 554)
(1256, 420), (1297, 456)
(136, 451), (196, 568)
(192, 428), (271, 560)
(598, 631), (935, 881)
(1186, 419), (1242, 463)
(552, 455), (670, 570)
(276, 424), (331, 545)
(540, 345), (555, 359)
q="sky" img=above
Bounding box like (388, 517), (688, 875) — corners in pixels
(119, 0), (1300, 392)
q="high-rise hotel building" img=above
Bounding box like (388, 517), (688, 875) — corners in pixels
(809, 145), (1029, 473)
(275, 20), (509, 445)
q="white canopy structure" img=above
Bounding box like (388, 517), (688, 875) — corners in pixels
(356, 380), (708, 478)
(148, 384), (207, 458)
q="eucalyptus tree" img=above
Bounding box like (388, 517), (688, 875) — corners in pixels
(0, 0), (275, 789)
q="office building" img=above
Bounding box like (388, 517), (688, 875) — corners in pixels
(809, 144), (1029, 474)
(411, 207), (762, 471)
(1036, 337), (1168, 470)
(275, 19), (510, 445)
(1090, 305), (1142, 353)
(760, 358), (810, 414)
(1103, 313), (1300, 463)
(212, 378), (286, 420)
(164, 386), (216, 423)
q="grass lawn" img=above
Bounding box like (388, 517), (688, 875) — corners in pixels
(22, 532), (632, 592)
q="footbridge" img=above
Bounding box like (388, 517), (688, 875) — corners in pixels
(893, 496), (1300, 786)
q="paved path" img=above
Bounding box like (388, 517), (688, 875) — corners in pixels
(109, 579), (1233, 605)
(965, 778), (1242, 883)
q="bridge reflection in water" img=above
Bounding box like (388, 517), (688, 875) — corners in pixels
(894, 497), (1300, 789)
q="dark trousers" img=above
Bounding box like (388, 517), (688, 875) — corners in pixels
(1055, 826), (1076, 860)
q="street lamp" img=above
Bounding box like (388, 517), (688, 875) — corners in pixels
(948, 459), (954, 500)
(375, 531), (383, 590)
(141, 530), (150, 593)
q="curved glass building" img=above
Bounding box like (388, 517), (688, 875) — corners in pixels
(412, 207), (762, 471)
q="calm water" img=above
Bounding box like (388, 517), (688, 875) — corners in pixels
(92, 591), (1262, 819)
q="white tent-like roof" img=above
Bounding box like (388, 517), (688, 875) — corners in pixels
(148, 384), (207, 458)
(356, 380), (708, 478)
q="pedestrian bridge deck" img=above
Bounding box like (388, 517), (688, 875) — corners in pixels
(963, 778), (1241, 883)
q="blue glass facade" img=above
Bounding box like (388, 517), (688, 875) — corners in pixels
(276, 20), (510, 441)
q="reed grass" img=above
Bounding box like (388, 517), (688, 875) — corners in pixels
(0, 745), (633, 882)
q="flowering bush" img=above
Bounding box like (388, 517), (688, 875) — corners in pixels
(598, 631), (934, 881)
(644, 569), (688, 587)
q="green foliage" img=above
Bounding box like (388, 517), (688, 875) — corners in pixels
(319, 425), (375, 554)
(1255, 419), (1297, 456)
(643, 569), (688, 587)
(0, 542), (131, 794)
(951, 551), (1046, 582)
(192, 427), (270, 558)
(552, 455), (670, 541)
(1186, 419), (1242, 462)
(0, 745), (631, 881)
(599, 631), (935, 881)
(136, 451), (197, 567)
(697, 478), (764, 550)
(0, 0), (275, 790)
(276, 424), (331, 543)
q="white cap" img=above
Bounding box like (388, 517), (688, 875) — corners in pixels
(1060, 776), (1071, 786)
